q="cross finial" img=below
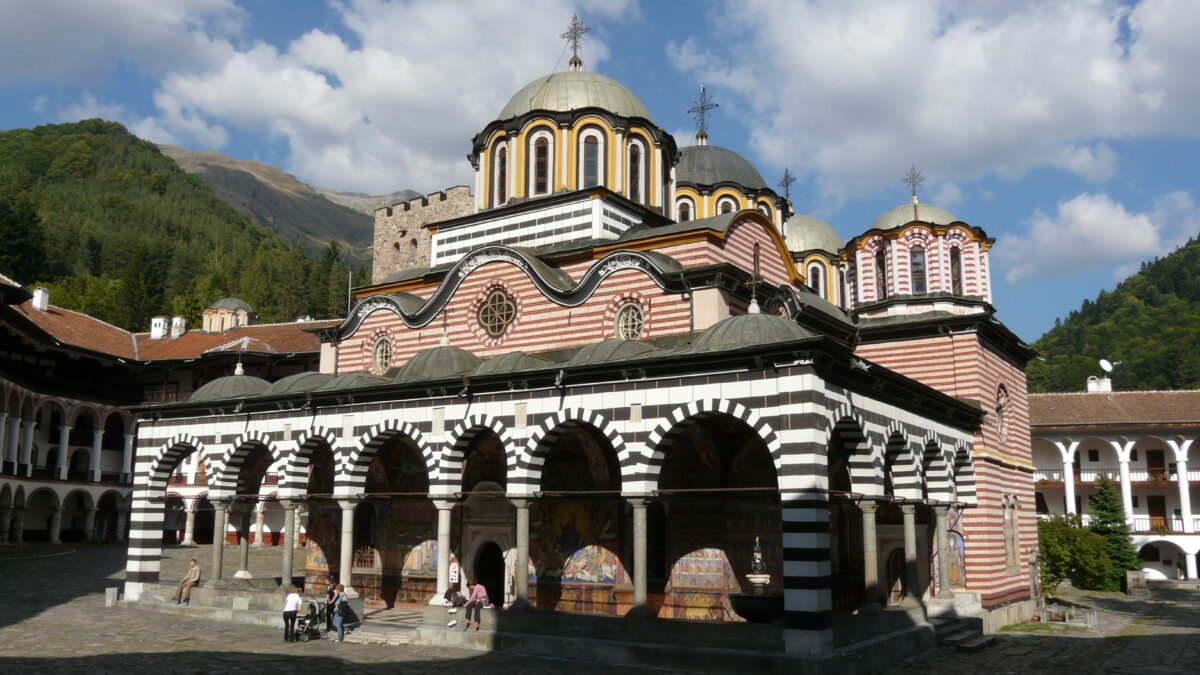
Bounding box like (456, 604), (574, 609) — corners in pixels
(687, 85), (719, 145)
(561, 13), (590, 70)
(779, 167), (796, 202)
(903, 164), (925, 203)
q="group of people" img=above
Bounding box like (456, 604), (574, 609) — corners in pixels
(174, 561), (489, 642)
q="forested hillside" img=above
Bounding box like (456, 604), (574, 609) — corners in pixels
(0, 120), (363, 332)
(1028, 236), (1200, 392)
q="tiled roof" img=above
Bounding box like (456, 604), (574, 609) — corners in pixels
(11, 301), (138, 359)
(133, 320), (339, 360)
(1029, 391), (1200, 427)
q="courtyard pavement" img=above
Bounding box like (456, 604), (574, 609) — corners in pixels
(1, 543), (1197, 673)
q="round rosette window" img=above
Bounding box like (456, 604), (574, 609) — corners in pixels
(477, 288), (517, 338)
(615, 302), (644, 340)
(372, 337), (393, 373)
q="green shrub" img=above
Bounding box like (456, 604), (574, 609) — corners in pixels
(1070, 531), (1113, 590)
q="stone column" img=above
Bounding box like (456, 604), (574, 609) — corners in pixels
(0, 505), (11, 544)
(181, 507), (197, 546)
(7, 418), (22, 473)
(1186, 553), (1198, 580)
(628, 498), (649, 610)
(338, 500), (356, 592)
(933, 504), (955, 599)
(1063, 457), (1077, 515)
(1177, 460), (1194, 533)
(1119, 460), (1135, 523)
(433, 500), (454, 600)
(48, 507), (63, 545)
(0, 412), (8, 473)
(280, 500), (298, 587)
(860, 500), (882, 612)
(90, 429), (104, 482)
(21, 420), (36, 476)
(84, 507), (97, 543)
(122, 433), (135, 482)
(57, 425), (71, 480)
(238, 507), (252, 575)
(210, 500), (228, 580)
(11, 507), (25, 544)
(252, 503), (267, 547)
(900, 504), (921, 606)
(511, 498), (532, 609)
(294, 508), (306, 550)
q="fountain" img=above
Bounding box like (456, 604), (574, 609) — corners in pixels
(729, 537), (784, 624)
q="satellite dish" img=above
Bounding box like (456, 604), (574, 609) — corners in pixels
(1099, 359), (1113, 373)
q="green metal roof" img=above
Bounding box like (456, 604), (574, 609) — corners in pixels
(784, 213), (844, 253)
(191, 375), (270, 402)
(315, 372), (390, 391)
(566, 338), (660, 367)
(261, 371), (333, 396)
(210, 297), (253, 312)
(498, 71), (653, 121)
(392, 345), (482, 383)
(471, 351), (553, 377)
(689, 313), (818, 353)
(676, 145), (768, 190)
(872, 202), (959, 231)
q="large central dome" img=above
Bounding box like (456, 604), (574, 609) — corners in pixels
(498, 71), (653, 121)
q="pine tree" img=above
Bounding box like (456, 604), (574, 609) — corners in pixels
(0, 194), (47, 284)
(1086, 475), (1142, 591)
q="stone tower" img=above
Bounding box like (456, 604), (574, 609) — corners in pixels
(372, 186), (473, 283)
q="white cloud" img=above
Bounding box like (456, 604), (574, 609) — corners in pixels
(930, 182), (963, 208)
(994, 191), (1200, 283)
(0, 0), (242, 83)
(668, 0), (1200, 205)
(133, 0), (625, 193)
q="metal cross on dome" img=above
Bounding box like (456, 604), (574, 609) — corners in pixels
(779, 167), (796, 202)
(687, 85), (719, 137)
(560, 13), (590, 60)
(903, 164), (926, 200)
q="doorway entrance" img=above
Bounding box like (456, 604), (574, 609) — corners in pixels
(475, 541), (505, 609)
(1147, 495), (1167, 531)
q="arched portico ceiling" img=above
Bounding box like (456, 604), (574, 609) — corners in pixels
(147, 434), (207, 492)
(0, 482), (11, 505)
(211, 430), (280, 497)
(922, 435), (955, 502)
(331, 245), (686, 340)
(279, 427), (339, 497)
(62, 488), (95, 510)
(883, 428), (922, 499)
(341, 419), (434, 493)
(511, 407), (628, 495)
(27, 487), (60, 509)
(437, 414), (515, 494)
(640, 398), (781, 492)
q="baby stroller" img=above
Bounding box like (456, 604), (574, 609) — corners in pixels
(294, 601), (327, 641)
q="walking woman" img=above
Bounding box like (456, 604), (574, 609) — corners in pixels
(281, 585), (302, 642)
(331, 583), (349, 643)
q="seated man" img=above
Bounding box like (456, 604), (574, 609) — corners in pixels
(175, 558), (201, 605)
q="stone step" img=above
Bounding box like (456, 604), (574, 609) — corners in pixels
(953, 634), (997, 653)
(126, 600), (283, 628)
(342, 627), (420, 646)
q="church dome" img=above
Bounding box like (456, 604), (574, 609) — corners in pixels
(566, 338), (659, 367)
(210, 297), (253, 312)
(872, 202), (959, 231)
(783, 214), (844, 253)
(471, 351), (552, 377)
(498, 71), (653, 121)
(261, 371), (333, 396)
(191, 374), (269, 402)
(316, 372), (390, 391)
(393, 345), (482, 383)
(691, 313), (817, 352)
(676, 145), (768, 190)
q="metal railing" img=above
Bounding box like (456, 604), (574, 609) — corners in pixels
(1078, 468), (1120, 482)
(1035, 469), (1064, 482)
(1130, 516), (1187, 533)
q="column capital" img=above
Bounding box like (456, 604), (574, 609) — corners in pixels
(91, 429), (104, 439)
(278, 498), (303, 510)
(625, 497), (652, 508)
(209, 497), (233, 509)
(59, 425), (72, 433)
(21, 420), (36, 429)
(509, 497), (533, 509)
(900, 503), (917, 515)
(337, 499), (358, 511)
(431, 498), (457, 511)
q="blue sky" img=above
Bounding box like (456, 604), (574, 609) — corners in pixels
(2, 0), (1199, 345)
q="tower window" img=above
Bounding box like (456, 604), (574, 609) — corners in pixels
(629, 143), (642, 203)
(496, 146), (508, 206)
(875, 248), (888, 300)
(478, 288), (517, 338)
(677, 198), (693, 222)
(758, 202), (772, 220)
(807, 262), (824, 298)
(950, 247), (963, 295)
(718, 197), (737, 214)
(911, 245), (927, 294)
(583, 136), (599, 188)
(534, 137), (549, 195)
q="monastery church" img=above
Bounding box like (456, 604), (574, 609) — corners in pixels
(121, 20), (1036, 669)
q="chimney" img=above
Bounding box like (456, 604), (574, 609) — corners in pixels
(32, 287), (49, 312)
(150, 316), (168, 340)
(1086, 376), (1112, 393)
(170, 316), (187, 338)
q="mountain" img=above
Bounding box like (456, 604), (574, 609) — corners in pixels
(157, 144), (402, 264)
(0, 119), (359, 331)
(315, 187), (421, 216)
(1028, 236), (1200, 392)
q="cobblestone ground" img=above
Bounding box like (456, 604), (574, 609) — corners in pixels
(0, 544), (673, 674)
(2, 544), (1198, 673)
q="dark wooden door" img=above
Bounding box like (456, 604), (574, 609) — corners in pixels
(1148, 495), (1167, 530)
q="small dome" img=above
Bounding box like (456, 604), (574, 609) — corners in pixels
(210, 297), (253, 312)
(676, 145), (768, 190)
(393, 345), (482, 383)
(191, 375), (269, 402)
(784, 214), (844, 253)
(315, 372), (391, 391)
(499, 71), (652, 121)
(567, 338), (660, 367)
(261, 371), (333, 396)
(691, 314), (817, 352)
(872, 202), (959, 231)
(471, 351), (552, 377)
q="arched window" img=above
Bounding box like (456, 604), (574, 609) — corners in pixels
(874, 248), (888, 300)
(910, 245), (927, 294)
(995, 384), (1009, 442)
(533, 136), (549, 196)
(583, 136), (600, 188)
(758, 202), (772, 220)
(677, 199), (693, 222)
(807, 262), (824, 298)
(718, 197), (737, 214)
(950, 247), (963, 295)
(838, 269), (848, 309)
(628, 142), (642, 203)
(495, 146), (508, 206)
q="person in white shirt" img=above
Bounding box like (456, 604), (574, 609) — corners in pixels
(282, 586), (303, 642)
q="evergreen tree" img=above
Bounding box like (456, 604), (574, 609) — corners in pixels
(0, 194), (47, 284)
(1086, 475), (1142, 591)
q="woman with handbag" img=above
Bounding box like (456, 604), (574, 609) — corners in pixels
(331, 584), (349, 643)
